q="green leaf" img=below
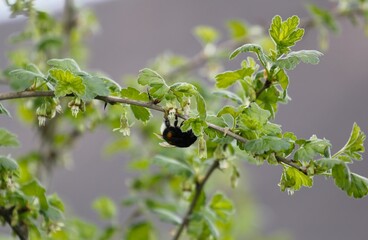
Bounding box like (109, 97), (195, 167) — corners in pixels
(151, 208), (181, 225)
(208, 192), (234, 222)
(42, 205), (64, 222)
(152, 155), (193, 176)
(195, 93), (207, 120)
(275, 69), (289, 90)
(229, 44), (270, 68)
(269, 15), (304, 55)
(48, 193), (65, 212)
(294, 135), (331, 163)
(9, 68), (44, 91)
(181, 118), (207, 136)
(275, 50), (323, 70)
(0, 128), (19, 147)
(279, 167), (313, 193)
(137, 68), (169, 100)
(121, 87), (151, 122)
(227, 19), (248, 39)
(0, 103), (11, 117)
(244, 136), (291, 154)
(125, 222), (155, 240)
(215, 67), (254, 89)
(47, 58), (81, 72)
(217, 105), (239, 120)
(80, 75), (110, 101)
(131, 105), (151, 123)
(332, 163), (351, 191)
(347, 173), (368, 198)
(50, 69), (86, 97)
(21, 179), (49, 210)
(333, 123), (366, 162)
(92, 196), (117, 220)
(238, 102), (270, 131)
(0, 155), (19, 171)
(170, 82), (198, 96)
(307, 4), (339, 32)
(213, 90), (243, 104)
(193, 25), (220, 44)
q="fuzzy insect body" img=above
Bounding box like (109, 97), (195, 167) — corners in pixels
(162, 116), (197, 148)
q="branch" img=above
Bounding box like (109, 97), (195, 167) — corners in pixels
(0, 90), (306, 174)
(172, 160), (220, 240)
(0, 207), (28, 240)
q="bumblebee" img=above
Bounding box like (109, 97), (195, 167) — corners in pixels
(161, 114), (197, 148)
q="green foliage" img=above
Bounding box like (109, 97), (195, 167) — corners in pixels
(279, 167), (313, 193)
(92, 196), (117, 220)
(269, 15), (304, 55)
(275, 50), (323, 70)
(1, 2), (368, 240)
(194, 25), (220, 44)
(333, 123), (366, 162)
(294, 135), (331, 163)
(0, 128), (20, 147)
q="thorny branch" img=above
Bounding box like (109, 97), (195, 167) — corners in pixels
(0, 90), (305, 174)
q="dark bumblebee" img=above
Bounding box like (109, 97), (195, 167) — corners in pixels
(162, 115), (197, 148)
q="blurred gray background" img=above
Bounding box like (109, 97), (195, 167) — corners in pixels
(1, 0), (367, 239)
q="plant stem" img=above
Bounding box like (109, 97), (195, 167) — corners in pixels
(0, 90), (306, 174)
(172, 160), (220, 240)
(0, 207), (28, 240)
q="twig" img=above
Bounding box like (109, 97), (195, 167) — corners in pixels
(0, 207), (28, 240)
(0, 90), (306, 175)
(172, 160), (220, 240)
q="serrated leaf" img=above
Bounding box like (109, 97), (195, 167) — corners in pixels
(275, 50), (323, 70)
(332, 163), (351, 191)
(0, 128), (19, 147)
(170, 82), (197, 96)
(153, 155), (193, 176)
(347, 173), (368, 198)
(229, 43), (271, 69)
(227, 19), (248, 39)
(47, 58), (81, 72)
(9, 69), (44, 91)
(80, 75), (110, 101)
(217, 105), (239, 120)
(213, 90), (243, 104)
(193, 25), (220, 44)
(238, 102), (270, 131)
(333, 123), (366, 162)
(208, 192), (234, 222)
(50, 69), (86, 97)
(0, 155), (19, 171)
(121, 87), (151, 122)
(131, 105), (151, 123)
(137, 68), (168, 100)
(215, 67), (254, 89)
(269, 15), (304, 55)
(0, 104), (11, 117)
(21, 179), (49, 210)
(279, 166), (313, 192)
(294, 135), (331, 163)
(244, 136), (291, 154)
(92, 196), (117, 220)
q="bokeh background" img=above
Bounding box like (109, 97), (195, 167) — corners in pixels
(1, 0), (367, 239)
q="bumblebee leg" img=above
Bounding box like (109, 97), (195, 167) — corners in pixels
(174, 114), (179, 127)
